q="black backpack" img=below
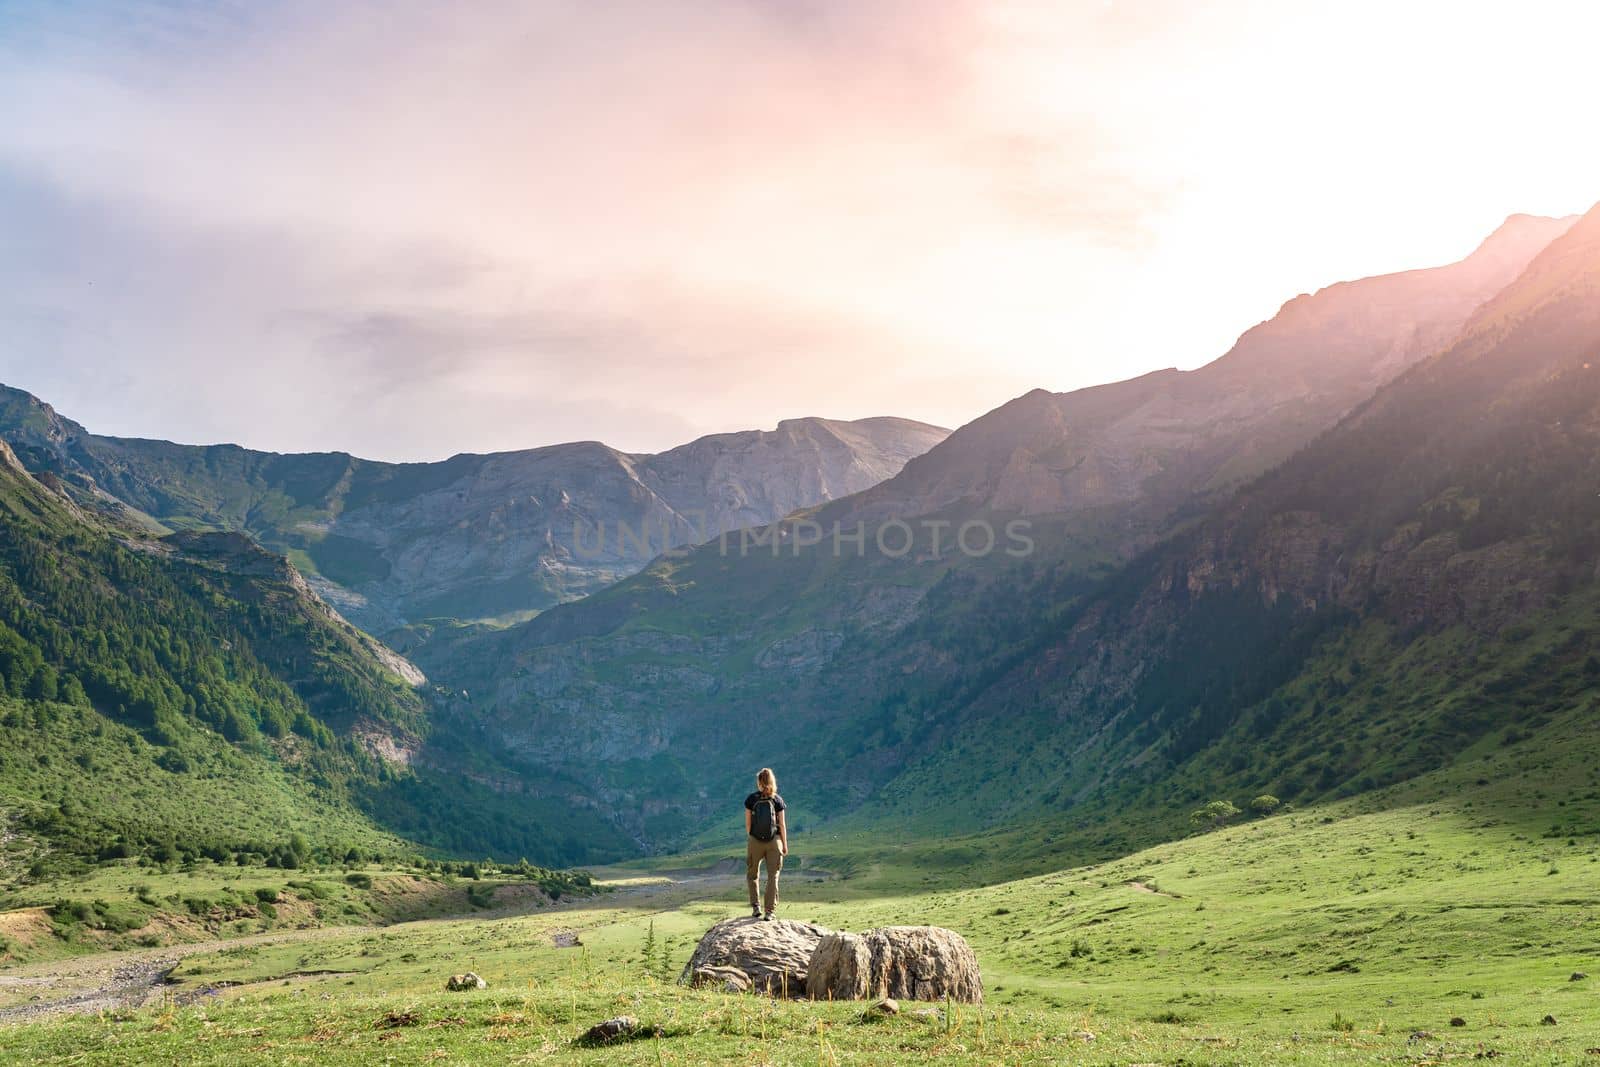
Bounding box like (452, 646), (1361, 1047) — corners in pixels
(750, 795), (777, 842)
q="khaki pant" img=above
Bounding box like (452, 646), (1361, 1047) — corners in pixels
(746, 834), (783, 914)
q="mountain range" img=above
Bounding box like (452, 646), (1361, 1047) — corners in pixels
(0, 392), (947, 633)
(1, 204), (1597, 871)
(415, 211), (1581, 848)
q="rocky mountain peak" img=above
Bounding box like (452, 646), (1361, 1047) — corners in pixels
(833, 213), (1577, 526)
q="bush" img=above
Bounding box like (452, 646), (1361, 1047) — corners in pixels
(48, 898), (149, 934)
(1190, 799), (1242, 830)
(182, 896), (215, 916)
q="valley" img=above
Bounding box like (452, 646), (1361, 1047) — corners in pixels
(7, 7), (1598, 1062)
(3, 201), (1600, 1064)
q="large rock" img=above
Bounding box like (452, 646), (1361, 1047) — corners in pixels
(806, 926), (982, 1004)
(679, 917), (830, 996)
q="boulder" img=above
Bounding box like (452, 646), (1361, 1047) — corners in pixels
(806, 932), (873, 1000)
(445, 972), (487, 991)
(678, 917), (830, 997)
(806, 926), (982, 1004)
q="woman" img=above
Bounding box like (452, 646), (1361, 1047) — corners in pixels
(744, 767), (788, 920)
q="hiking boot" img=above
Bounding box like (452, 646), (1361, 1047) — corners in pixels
(761, 912), (773, 921)
(751, 906), (761, 919)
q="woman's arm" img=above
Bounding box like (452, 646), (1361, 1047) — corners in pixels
(777, 810), (788, 854)
(745, 808), (752, 835)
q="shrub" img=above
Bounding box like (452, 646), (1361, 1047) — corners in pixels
(1190, 799), (1242, 830)
(182, 896), (215, 916)
(48, 898), (149, 934)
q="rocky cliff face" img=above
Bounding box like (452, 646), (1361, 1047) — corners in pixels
(0, 390), (947, 632)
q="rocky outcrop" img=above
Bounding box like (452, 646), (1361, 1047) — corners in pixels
(680, 917), (828, 996)
(806, 927), (982, 1004)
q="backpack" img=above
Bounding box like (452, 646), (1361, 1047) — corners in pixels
(750, 795), (778, 842)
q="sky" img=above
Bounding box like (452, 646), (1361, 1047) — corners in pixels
(1, 1), (1597, 461)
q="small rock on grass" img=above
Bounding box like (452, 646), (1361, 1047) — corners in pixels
(870, 998), (898, 1016)
(1542, 1015), (1558, 1026)
(445, 972), (487, 991)
(1450, 1017), (1467, 1027)
(581, 1016), (640, 1044)
(1572, 972), (1588, 982)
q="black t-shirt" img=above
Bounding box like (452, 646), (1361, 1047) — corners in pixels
(745, 792), (785, 815)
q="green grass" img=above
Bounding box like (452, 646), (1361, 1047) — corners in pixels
(4, 731), (1598, 1063)
(0, 860), (593, 971)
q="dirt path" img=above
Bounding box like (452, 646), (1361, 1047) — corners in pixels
(0, 863), (818, 1024)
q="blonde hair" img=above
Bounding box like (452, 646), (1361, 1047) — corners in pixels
(756, 767), (777, 797)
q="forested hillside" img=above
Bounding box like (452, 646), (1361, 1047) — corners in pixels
(0, 442), (629, 874)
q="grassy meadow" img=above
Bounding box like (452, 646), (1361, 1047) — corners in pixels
(3, 722), (1598, 1064)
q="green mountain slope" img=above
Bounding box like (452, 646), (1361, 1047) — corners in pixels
(857, 199), (1600, 850)
(0, 442), (629, 873)
(422, 213), (1577, 850)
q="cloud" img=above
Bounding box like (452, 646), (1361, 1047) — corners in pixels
(1, 0), (1597, 458)
(2, 0), (1148, 456)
